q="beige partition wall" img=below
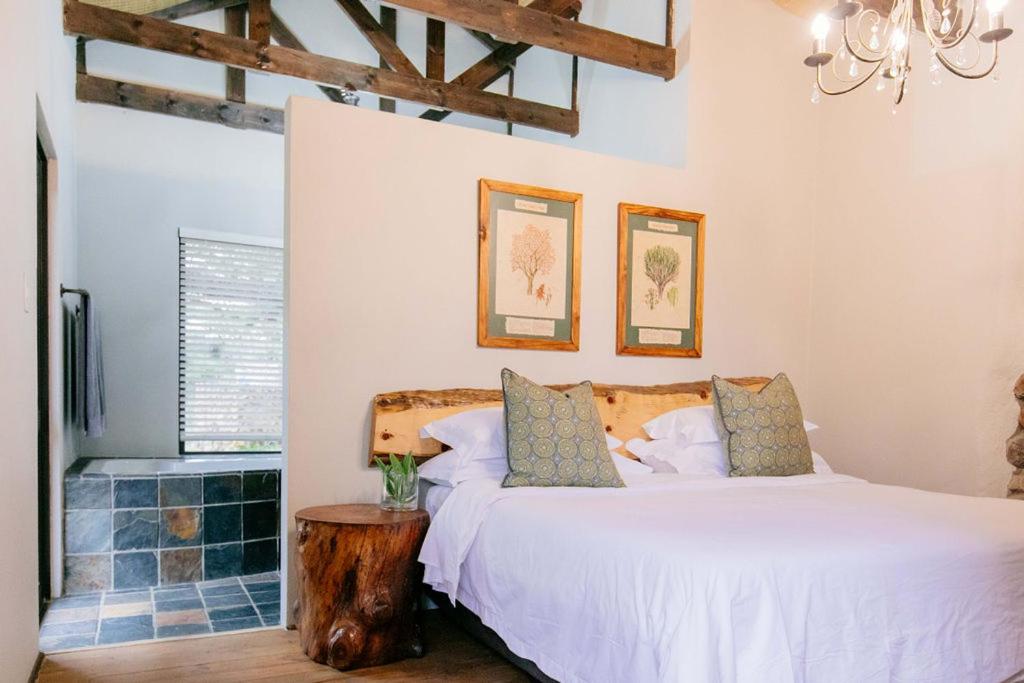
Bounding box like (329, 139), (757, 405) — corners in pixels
(284, 0), (824, 619)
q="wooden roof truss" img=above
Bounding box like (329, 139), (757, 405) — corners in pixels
(65, 0), (678, 136)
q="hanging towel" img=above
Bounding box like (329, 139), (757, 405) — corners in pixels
(65, 305), (79, 426)
(80, 295), (106, 437)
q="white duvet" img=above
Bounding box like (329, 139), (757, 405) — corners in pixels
(420, 473), (1024, 683)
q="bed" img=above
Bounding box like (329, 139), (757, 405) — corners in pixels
(371, 378), (1024, 683)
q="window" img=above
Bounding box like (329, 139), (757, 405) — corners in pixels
(178, 230), (283, 454)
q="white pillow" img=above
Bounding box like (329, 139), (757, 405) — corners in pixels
(643, 404), (819, 443)
(420, 407), (505, 465)
(611, 452), (653, 475)
(643, 406), (717, 442)
(628, 432), (835, 479)
(673, 446), (830, 477)
(626, 437), (726, 477)
(625, 438), (683, 474)
(419, 437), (650, 486)
(662, 442), (730, 477)
(418, 449), (507, 487)
(662, 447), (831, 476)
(421, 409), (625, 461)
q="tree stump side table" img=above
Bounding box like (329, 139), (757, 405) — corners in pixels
(294, 504), (430, 670)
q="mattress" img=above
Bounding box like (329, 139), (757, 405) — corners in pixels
(420, 473), (1024, 683)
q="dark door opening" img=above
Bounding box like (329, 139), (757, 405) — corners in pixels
(37, 139), (51, 618)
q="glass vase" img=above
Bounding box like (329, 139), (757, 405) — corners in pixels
(380, 467), (418, 511)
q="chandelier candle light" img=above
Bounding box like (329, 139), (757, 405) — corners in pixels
(805, 0), (1014, 108)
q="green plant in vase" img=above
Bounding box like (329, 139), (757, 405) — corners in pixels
(375, 452), (419, 511)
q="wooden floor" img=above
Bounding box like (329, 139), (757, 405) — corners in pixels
(36, 612), (531, 682)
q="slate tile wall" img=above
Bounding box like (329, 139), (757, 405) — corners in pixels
(63, 468), (280, 595)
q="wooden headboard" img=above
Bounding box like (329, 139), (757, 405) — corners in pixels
(369, 376), (770, 464)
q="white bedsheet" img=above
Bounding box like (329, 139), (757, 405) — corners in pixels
(420, 473), (1024, 683)
(424, 482), (454, 518)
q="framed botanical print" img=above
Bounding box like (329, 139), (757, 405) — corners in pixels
(616, 203), (705, 358)
(478, 179), (582, 351)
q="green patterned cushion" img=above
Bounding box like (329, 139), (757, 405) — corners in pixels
(501, 369), (625, 488)
(711, 373), (813, 477)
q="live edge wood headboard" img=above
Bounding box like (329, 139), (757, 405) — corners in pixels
(369, 376), (771, 465)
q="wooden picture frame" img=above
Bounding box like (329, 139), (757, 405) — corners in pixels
(616, 203), (705, 358)
(478, 179), (582, 351)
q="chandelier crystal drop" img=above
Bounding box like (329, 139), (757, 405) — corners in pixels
(803, 0), (1015, 108)
(930, 50), (944, 83)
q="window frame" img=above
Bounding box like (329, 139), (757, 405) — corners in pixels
(177, 227), (284, 457)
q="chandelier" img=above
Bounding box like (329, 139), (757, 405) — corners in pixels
(804, 0), (1015, 108)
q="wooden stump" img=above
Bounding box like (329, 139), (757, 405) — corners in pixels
(1008, 375), (1024, 499)
(294, 504), (430, 670)
(1009, 470), (1024, 501)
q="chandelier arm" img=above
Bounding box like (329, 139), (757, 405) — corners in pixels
(945, 34), (986, 70)
(816, 61), (884, 96)
(829, 42), (877, 83)
(842, 17), (890, 64)
(935, 40), (999, 78)
(919, 0), (978, 51)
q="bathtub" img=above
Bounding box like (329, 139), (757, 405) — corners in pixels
(63, 456), (282, 594)
(74, 455), (282, 476)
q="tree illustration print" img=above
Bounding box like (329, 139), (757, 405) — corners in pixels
(494, 209), (567, 320)
(643, 245), (680, 308)
(510, 224), (555, 296)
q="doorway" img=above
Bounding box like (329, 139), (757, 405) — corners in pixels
(37, 138), (51, 618)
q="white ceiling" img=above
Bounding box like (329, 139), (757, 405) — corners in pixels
(772, 0), (836, 18)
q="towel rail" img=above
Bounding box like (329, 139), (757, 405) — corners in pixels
(60, 285), (90, 301)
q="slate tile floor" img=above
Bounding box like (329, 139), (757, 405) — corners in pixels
(39, 572), (280, 652)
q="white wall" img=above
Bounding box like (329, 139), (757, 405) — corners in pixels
(805, 5), (1024, 497)
(76, 106), (284, 458)
(285, 0), (820, 616)
(0, 0), (78, 675)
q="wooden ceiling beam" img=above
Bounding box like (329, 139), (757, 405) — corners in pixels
(423, 0), (580, 122)
(453, 0), (579, 89)
(334, 0), (422, 77)
(467, 29), (505, 51)
(382, 0), (677, 79)
(64, 0), (579, 135)
(426, 18), (445, 80)
(248, 0), (271, 46)
(81, 0), (248, 43)
(77, 73), (283, 133)
(420, 0), (580, 123)
(378, 6), (398, 113)
(224, 4), (246, 103)
(268, 11), (351, 105)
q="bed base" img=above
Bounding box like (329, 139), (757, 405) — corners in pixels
(424, 586), (557, 683)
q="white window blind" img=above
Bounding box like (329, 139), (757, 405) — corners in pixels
(178, 233), (283, 453)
